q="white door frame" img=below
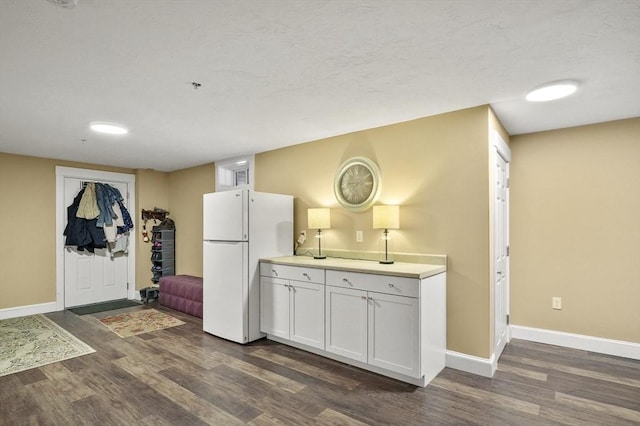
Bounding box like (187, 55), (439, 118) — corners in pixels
(55, 166), (136, 310)
(490, 131), (511, 370)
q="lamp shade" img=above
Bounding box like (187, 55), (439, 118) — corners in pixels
(372, 205), (399, 229)
(308, 208), (331, 229)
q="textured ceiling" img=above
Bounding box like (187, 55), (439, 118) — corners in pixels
(1, 0), (639, 171)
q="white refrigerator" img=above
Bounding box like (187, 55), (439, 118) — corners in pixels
(202, 190), (293, 343)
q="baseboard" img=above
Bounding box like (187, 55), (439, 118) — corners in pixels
(445, 350), (496, 378)
(0, 302), (59, 320)
(511, 325), (640, 360)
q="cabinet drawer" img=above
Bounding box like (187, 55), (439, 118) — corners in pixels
(326, 270), (418, 298)
(260, 263), (325, 284)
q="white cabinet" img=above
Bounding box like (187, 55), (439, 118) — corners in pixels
(260, 268), (325, 350)
(260, 259), (446, 387)
(325, 271), (420, 378)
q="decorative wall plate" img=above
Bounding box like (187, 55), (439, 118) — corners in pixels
(334, 157), (381, 212)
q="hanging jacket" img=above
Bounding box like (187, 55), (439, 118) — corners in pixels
(64, 188), (107, 252)
(76, 182), (100, 219)
(95, 183), (123, 227)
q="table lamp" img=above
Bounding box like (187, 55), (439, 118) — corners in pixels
(373, 205), (399, 264)
(308, 208), (330, 259)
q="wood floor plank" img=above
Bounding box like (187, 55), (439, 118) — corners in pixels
(430, 376), (541, 416)
(501, 354), (640, 388)
(207, 350), (306, 394)
(555, 391), (640, 423)
(250, 348), (361, 390)
(497, 363), (548, 381)
(160, 365), (263, 423)
(315, 408), (370, 425)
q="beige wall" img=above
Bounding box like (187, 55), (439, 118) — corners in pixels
(257, 106), (495, 358)
(510, 118), (640, 343)
(0, 153), (134, 308)
(168, 163), (215, 276)
(135, 169), (170, 289)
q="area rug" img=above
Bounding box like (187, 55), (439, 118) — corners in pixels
(0, 315), (95, 377)
(98, 308), (185, 338)
(68, 299), (142, 315)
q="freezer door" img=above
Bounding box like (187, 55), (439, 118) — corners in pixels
(203, 190), (248, 241)
(203, 241), (249, 343)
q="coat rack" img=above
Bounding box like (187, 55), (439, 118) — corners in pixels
(141, 209), (170, 222)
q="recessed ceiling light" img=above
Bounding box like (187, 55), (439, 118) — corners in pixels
(526, 81), (578, 102)
(90, 122), (128, 135)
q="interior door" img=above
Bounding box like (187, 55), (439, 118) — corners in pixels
(493, 139), (510, 360)
(63, 178), (129, 307)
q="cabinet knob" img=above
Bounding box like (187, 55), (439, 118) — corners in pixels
(361, 296), (367, 300)
(342, 278), (352, 286)
(271, 269), (278, 276)
(388, 283), (395, 288)
(303, 273), (310, 279)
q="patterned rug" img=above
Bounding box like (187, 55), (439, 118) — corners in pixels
(0, 315), (95, 377)
(98, 308), (185, 338)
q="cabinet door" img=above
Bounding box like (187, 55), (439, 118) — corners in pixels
(260, 277), (290, 339)
(368, 293), (420, 378)
(325, 286), (367, 363)
(290, 281), (325, 349)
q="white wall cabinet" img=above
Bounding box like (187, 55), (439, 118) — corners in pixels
(260, 259), (446, 387)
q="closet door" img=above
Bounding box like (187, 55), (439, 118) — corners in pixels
(63, 177), (129, 307)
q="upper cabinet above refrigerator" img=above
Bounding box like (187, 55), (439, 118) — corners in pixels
(203, 190), (249, 242)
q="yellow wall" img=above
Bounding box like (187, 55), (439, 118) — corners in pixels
(510, 118), (640, 343)
(168, 163), (215, 276)
(0, 153), (135, 308)
(257, 106), (494, 358)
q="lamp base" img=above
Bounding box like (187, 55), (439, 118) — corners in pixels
(379, 260), (394, 264)
(314, 255), (326, 260)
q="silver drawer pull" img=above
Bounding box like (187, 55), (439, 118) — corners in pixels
(388, 283), (395, 288)
(302, 273), (310, 279)
(342, 278), (353, 286)
(271, 269), (278, 276)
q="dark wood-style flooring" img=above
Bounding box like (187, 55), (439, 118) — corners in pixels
(1, 304), (638, 425)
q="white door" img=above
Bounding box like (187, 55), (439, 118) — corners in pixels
(63, 178), (129, 307)
(203, 190), (248, 241)
(260, 276), (290, 339)
(368, 293), (420, 378)
(203, 241), (248, 342)
(325, 286), (368, 362)
(493, 132), (511, 360)
(290, 280), (325, 349)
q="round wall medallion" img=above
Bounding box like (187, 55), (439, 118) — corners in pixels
(334, 157), (382, 212)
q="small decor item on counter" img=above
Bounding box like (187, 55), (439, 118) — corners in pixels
(373, 205), (400, 264)
(308, 208), (330, 259)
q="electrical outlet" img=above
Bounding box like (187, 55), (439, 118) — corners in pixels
(552, 297), (562, 310)
(356, 230), (363, 243)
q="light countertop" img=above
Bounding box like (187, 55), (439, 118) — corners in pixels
(260, 255), (446, 279)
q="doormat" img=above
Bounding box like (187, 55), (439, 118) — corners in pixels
(0, 314), (95, 377)
(68, 299), (142, 315)
(98, 309), (185, 338)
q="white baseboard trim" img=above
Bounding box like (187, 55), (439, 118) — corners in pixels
(0, 302), (60, 320)
(511, 325), (640, 360)
(446, 350), (496, 378)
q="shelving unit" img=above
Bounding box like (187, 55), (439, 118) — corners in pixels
(151, 228), (175, 285)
